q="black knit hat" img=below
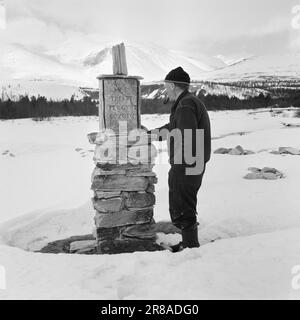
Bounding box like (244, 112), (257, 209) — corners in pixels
(165, 67), (190, 84)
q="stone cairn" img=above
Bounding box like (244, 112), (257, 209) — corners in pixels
(88, 43), (161, 254)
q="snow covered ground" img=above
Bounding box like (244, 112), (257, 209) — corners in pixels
(0, 109), (300, 299)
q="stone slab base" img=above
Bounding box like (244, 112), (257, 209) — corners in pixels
(97, 239), (163, 254)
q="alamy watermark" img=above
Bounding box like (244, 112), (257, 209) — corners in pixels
(292, 5), (300, 30)
(93, 121), (205, 176)
(0, 265), (6, 290)
(0, 0), (6, 30)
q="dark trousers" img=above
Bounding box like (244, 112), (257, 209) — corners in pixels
(168, 166), (205, 230)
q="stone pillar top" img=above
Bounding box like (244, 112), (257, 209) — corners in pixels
(97, 75), (142, 134)
(97, 74), (143, 81)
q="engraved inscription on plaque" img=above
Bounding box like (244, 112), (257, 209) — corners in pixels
(104, 78), (139, 134)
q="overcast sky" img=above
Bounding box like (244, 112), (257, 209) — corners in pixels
(1, 0), (300, 55)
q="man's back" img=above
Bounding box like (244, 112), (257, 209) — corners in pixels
(168, 90), (211, 168)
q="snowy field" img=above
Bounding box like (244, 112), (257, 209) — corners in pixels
(0, 109), (300, 299)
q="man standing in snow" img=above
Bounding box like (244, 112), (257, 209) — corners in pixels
(148, 67), (211, 252)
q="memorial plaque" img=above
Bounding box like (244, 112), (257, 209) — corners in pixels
(99, 76), (141, 135)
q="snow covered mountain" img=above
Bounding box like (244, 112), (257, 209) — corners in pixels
(206, 53), (300, 83)
(141, 53), (300, 100)
(1, 36), (300, 101)
(81, 44), (230, 81)
(0, 39), (243, 100)
(141, 82), (270, 101)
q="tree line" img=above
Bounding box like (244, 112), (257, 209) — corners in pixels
(141, 90), (300, 114)
(1, 91), (300, 120)
(0, 95), (98, 120)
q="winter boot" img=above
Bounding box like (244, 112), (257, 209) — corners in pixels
(182, 223), (200, 248)
(169, 223), (200, 253)
(169, 241), (185, 253)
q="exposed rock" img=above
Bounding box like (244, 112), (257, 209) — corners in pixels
(248, 167), (261, 173)
(97, 239), (163, 254)
(215, 145), (254, 156)
(92, 227), (97, 238)
(282, 122), (300, 128)
(91, 167), (126, 180)
(69, 240), (97, 254)
(95, 209), (154, 228)
(214, 147), (231, 154)
(122, 223), (157, 240)
(244, 167), (284, 180)
(261, 172), (279, 180)
(146, 184), (155, 193)
(228, 148), (243, 155)
(126, 171), (156, 177)
(38, 235), (95, 254)
(153, 221), (181, 234)
(92, 197), (124, 213)
(92, 175), (149, 192)
(148, 176), (158, 185)
(96, 226), (121, 241)
(228, 145), (244, 155)
(125, 192), (155, 208)
(275, 172), (284, 179)
(94, 191), (122, 199)
(261, 167), (278, 174)
(96, 162), (154, 171)
(244, 150), (255, 155)
(38, 222), (180, 254)
(235, 145), (244, 154)
(279, 147), (300, 155)
(244, 172), (264, 180)
(127, 206), (154, 212)
(96, 220), (181, 241)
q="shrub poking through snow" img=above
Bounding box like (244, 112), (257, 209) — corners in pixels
(244, 167), (285, 180)
(214, 145), (255, 155)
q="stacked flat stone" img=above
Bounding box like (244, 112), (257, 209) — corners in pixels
(87, 53), (161, 255)
(88, 132), (159, 254)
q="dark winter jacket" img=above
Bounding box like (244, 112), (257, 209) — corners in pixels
(150, 90), (211, 171)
